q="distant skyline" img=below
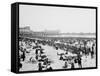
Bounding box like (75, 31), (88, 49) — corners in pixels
(19, 5), (96, 33)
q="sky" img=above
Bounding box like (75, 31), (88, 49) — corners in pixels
(19, 5), (96, 33)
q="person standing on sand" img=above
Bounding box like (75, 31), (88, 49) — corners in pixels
(71, 62), (75, 69)
(38, 62), (42, 71)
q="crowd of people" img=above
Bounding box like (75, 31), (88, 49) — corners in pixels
(19, 36), (96, 71)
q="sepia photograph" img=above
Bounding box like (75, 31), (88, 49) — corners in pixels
(18, 3), (97, 72)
